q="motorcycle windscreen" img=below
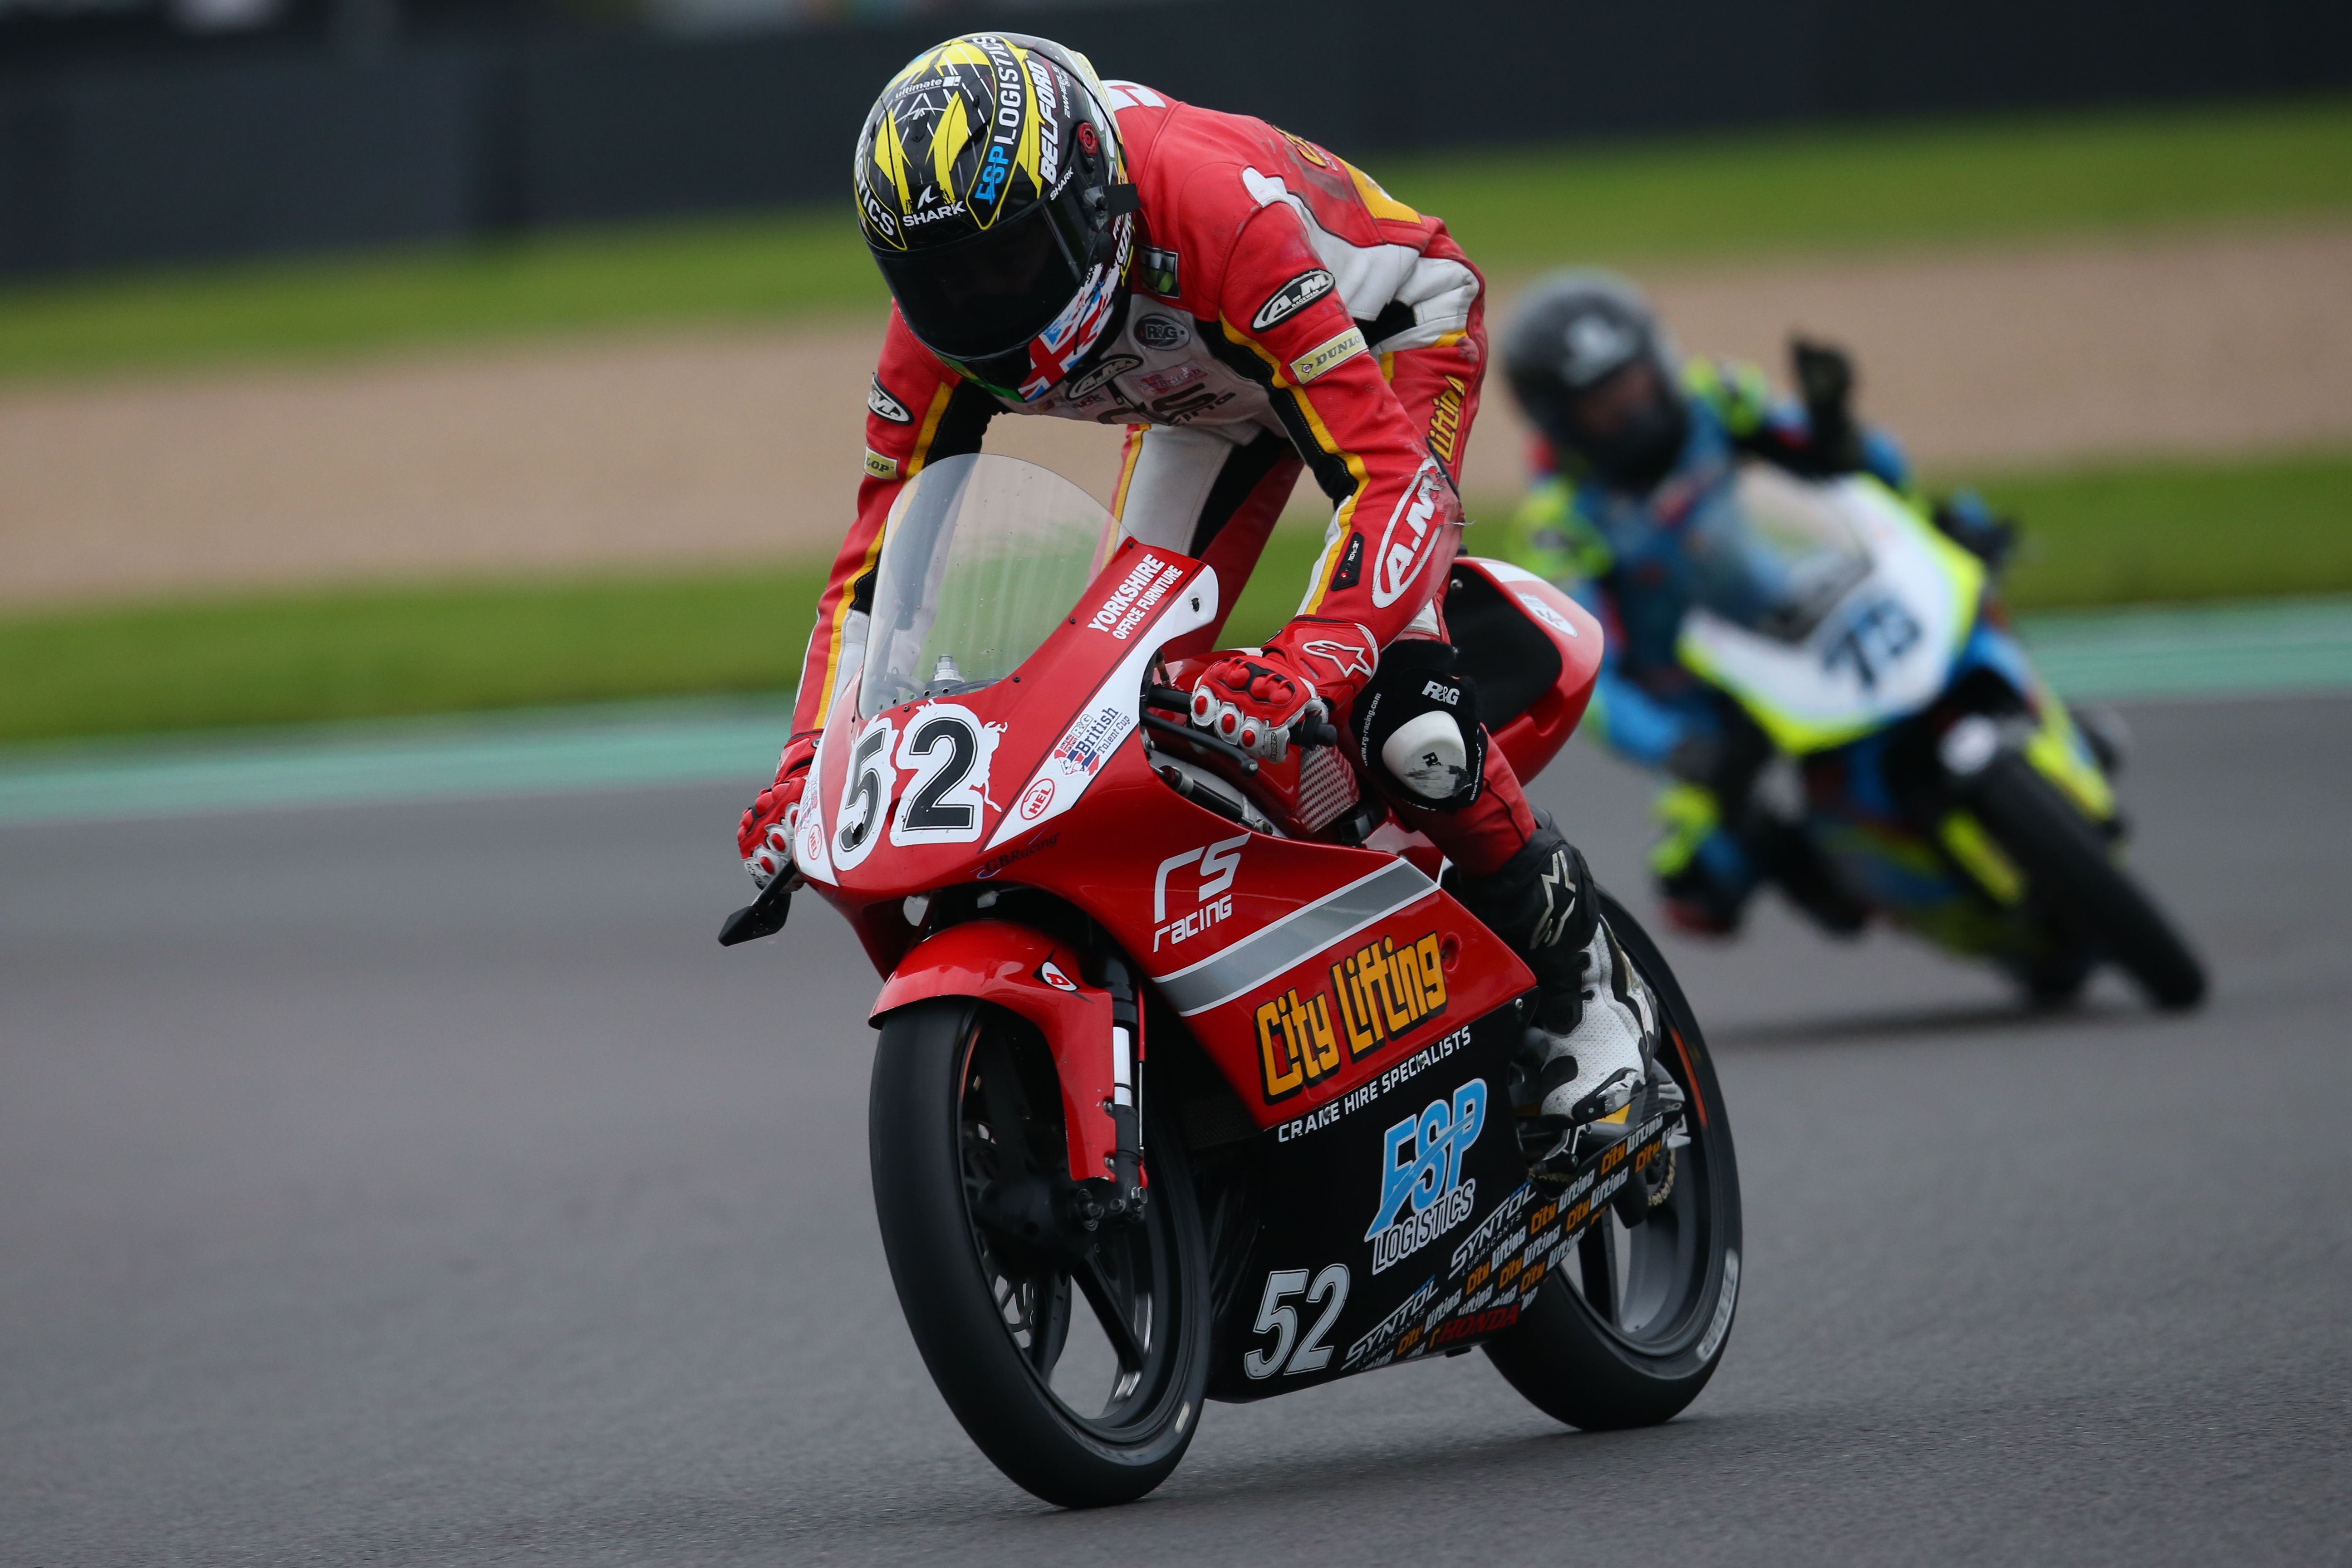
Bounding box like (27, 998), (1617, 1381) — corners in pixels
(860, 453), (1112, 720)
(1681, 464), (1872, 643)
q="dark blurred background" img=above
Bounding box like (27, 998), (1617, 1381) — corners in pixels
(5, 0), (2349, 274)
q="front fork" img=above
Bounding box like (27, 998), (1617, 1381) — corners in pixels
(1933, 699), (2119, 906)
(1096, 953), (1148, 1222)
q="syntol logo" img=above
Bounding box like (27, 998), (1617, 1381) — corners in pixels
(1364, 1079), (1486, 1274)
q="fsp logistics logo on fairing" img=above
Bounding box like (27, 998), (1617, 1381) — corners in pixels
(1364, 1079), (1486, 1274)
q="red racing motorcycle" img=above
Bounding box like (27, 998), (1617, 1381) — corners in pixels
(722, 454), (1742, 1507)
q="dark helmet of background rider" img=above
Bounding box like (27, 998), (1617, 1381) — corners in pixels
(1503, 270), (1692, 492)
(855, 35), (1132, 403)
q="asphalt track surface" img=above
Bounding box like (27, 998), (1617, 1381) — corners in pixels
(4, 695), (2347, 1567)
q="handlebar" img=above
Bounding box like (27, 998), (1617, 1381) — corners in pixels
(1142, 684), (1339, 753)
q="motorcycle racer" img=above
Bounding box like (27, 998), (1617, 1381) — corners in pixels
(737, 34), (1652, 1159)
(1499, 269), (2013, 935)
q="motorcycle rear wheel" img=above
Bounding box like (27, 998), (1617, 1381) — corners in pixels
(1972, 751), (2207, 1011)
(869, 998), (1210, 1508)
(1484, 893), (1744, 1430)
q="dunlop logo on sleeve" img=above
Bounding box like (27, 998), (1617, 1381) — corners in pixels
(1291, 327), (1368, 385)
(864, 448), (901, 480)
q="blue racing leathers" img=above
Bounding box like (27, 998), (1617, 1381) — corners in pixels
(1502, 358), (1910, 929)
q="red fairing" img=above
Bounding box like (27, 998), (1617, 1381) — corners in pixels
(872, 920), (1121, 1185)
(1450, 556), (1604, 784)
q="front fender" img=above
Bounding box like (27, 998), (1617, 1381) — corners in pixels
(872, 920), (1118, 1186)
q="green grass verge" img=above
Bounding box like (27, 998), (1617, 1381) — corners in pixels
(0, 566), (829, 745)
(3, 448), (2342, 746)
(1973, 450), (2352, 609)
(3, 98), (2348, 385)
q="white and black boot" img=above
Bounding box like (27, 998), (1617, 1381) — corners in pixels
(1446, 817), (1656, 1176)
(1518, 920), (1660, 1171)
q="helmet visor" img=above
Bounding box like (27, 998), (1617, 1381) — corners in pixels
(874, 200), (1088, 368)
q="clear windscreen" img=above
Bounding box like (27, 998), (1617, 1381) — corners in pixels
(858, 453), (1112, 719)
(1682, 464), (1872, 641)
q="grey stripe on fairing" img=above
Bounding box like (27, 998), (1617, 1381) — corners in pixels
(1152, 858), (1436, 1016)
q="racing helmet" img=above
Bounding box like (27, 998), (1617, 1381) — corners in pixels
(1503, 270), (1691, 491)
(855, 34), (1133, 403)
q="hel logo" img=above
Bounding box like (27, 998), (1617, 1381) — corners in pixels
(1257, 988), (1342, 1101)
(1036, 959), (1079, 993)
(1018, 778), (1056, 820)
(1366, 1079), (1487, 1274)
(867, 377), (913, 424)
(1427, 376), (1467, 466)
(1369, 459), (1448, 609)
(1251, 268), (1336, 332)
(1330, 931), (1448, 1060)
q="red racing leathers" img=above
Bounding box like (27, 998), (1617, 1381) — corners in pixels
(745, 81), (1539, 879)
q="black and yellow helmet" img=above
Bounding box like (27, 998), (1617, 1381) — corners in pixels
(855, 34), (1132, 402)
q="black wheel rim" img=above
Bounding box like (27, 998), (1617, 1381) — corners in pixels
(1555, 957), (1730, 1360)
(955, 1015), (1186, 1438)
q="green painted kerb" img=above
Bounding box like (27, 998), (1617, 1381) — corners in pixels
(1, 598), (2345, 828)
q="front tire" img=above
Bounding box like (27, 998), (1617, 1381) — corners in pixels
(869, 999), (1210, 1508)
(1484, 893), (1744, 1430)
(1971, 751), (2207, 1010)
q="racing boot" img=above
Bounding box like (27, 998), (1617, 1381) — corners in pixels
(1446, 818), (1658, 1176)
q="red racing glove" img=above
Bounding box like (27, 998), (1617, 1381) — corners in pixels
(1190, 646), (1325, 759)
(736, 735), (817, 889)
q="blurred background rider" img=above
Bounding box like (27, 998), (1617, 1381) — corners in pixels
(1499, 270), (2018, 937)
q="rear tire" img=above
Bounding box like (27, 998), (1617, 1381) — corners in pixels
(1972, 752), (2207, 1011)
(869, 999), (1210, 1508)
(1484, 893), (1744, 1431)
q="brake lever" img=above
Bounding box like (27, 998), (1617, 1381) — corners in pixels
(717, 876), (794, 947)
(1139, 711), (1259, 775)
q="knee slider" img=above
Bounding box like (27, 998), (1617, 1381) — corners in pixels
(1352, 641), (1485, 810)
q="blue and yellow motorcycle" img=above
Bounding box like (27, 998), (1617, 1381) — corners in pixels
(1665, 464), (2205, 1009)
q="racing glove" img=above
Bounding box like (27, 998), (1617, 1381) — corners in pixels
(1790, 336), (1865, 474)
(1191, 646), (1326, 759)
(736, 735), (816, 889)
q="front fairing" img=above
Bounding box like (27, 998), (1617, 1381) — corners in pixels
(795, 538), (1221, 949)
(1677, 475), (1987, 754)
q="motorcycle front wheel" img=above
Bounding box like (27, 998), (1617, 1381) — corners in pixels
(1971, 751), (2207, 1011)
(869, 998), (1210, 1508)
(1484, 892), (1744, 1430)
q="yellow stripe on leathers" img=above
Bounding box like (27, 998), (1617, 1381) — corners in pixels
(811, 381), (955, 732)
(1344, 159), (1423, 225)
(1221, 318), (1369, 617)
